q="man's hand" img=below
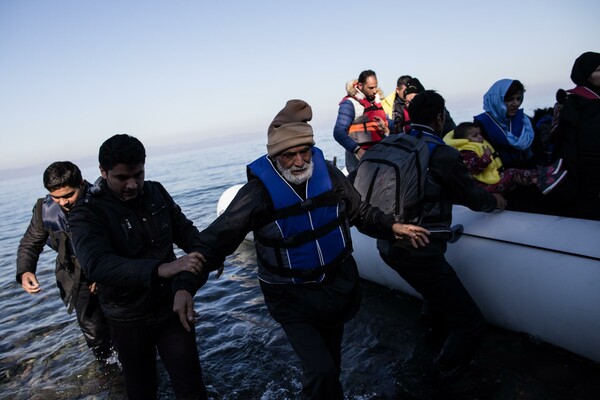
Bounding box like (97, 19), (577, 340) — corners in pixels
(21, 272), (41, 294)
(493, 193), (507, 210)
(158, 252), (206, 279)
(373, 116), (390, 135)
(392, 223), (430, 248)
(173, 289), (195, 332)
(355, 148), (366, 159)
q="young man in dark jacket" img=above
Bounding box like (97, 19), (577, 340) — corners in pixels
(377, 91), (507, 386)
(69, 135), (209, 400)
(182, 99), (429, 400)
(16, 161), (112, 361)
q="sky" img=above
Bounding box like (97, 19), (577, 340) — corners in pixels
(1, 0), (598, 176)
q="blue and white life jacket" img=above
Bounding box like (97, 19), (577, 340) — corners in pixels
(247, 147), (352, 284)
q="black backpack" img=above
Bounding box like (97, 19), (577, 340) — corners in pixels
(353, 133), (438, 224)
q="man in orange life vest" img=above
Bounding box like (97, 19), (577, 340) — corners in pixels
(333, 69), (391, 172)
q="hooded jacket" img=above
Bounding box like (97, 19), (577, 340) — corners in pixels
(552, 53), (600, 219)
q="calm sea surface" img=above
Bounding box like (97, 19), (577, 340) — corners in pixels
(1, 133), (599, 399)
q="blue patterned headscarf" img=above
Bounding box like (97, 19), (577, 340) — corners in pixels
(482, 79), (534, 151)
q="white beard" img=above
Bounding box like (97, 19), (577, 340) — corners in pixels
(276, 158), (314, 185)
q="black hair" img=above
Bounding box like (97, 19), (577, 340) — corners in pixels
(407, 90), (445, 126)
(453, 122), (478, 139)
(396, 75), (412, 87)
(99, 134), (146, 172)
(504, 80), (525, 101)
(358, 70), (377, 84)
(404, 77), (425, 97)
(43, 161), (82, 191)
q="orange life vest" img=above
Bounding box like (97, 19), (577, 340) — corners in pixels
(345, 96), (388, 149)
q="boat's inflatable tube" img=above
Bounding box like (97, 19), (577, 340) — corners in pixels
(217, 185), (600, 363)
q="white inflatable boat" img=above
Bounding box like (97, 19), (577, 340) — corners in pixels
(217, 185), (600, 363)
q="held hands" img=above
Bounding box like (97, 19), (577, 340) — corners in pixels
(173, 289), (197, 332)
(89, 282), (98, 294)
(483, 146), (493, 158)
(158, 251), (206, 279)
(21, 272), (41, 294)
(493, 193), (507, 210)
(392, 223), (430, 248)
(373, 116), (390, 136)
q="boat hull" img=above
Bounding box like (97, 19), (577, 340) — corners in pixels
(217, 185), (600, 363)
(352, 205), (600, 363)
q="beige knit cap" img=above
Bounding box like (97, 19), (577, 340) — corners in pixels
(267, 99), (315, 157)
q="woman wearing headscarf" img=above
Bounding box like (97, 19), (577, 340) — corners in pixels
(551, 51), (600, 220)
(474, 79), (545, 169)
(474, 79), (564, 214)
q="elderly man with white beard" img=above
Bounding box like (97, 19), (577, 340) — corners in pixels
(179, 99), (429, 400)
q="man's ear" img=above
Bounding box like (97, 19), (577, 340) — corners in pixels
(436, 112), (445, 132)
(100, 165), (107, 179)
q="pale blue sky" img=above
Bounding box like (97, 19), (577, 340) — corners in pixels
(1, 0), (598, 174)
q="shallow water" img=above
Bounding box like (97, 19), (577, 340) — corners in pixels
(1, 134), (599, 399)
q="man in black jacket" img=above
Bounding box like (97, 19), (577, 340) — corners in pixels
(377, 90), (506, 386)
(16, 161), (112, 361)
(69, 135), (208, 400)
(181, 99), (430, 400)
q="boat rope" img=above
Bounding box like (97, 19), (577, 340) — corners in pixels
(461, 232), (600, 263)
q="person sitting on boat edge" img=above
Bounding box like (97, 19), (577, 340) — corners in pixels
(16, 161), (114, 362)
(69, 134), (209, 400)
(333, 69), (393, 173)
(444, 122), (567, 196)
(377, 90), (507, 387)
(475, 79), (555, 214)
(548, 51), (600, 221)
(182, 99), (429, 400)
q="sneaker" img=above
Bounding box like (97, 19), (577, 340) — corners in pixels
(538, 169), (568, 195)
(546, 158), (563, 175)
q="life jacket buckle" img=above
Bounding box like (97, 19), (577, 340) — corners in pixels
(300, 198), (315, 211)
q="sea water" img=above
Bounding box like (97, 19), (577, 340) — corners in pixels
(1, 132), (598, 400)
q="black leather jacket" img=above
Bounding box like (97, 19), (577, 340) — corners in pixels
(69, 180), (207, 326)
(16, 181), (91, 312)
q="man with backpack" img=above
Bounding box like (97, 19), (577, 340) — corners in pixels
(358, 90), (506, 386)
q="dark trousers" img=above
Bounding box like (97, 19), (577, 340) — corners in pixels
(109, 315), (207, 400)
(280, 321), (344, 400)
(259, 257), (361, 399)
(72, 283), (112, 359)
(380, 252), (486, 369)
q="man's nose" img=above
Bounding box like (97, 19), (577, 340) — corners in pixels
(125, 178), (138, 189)
(293, 154), (306, 166)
